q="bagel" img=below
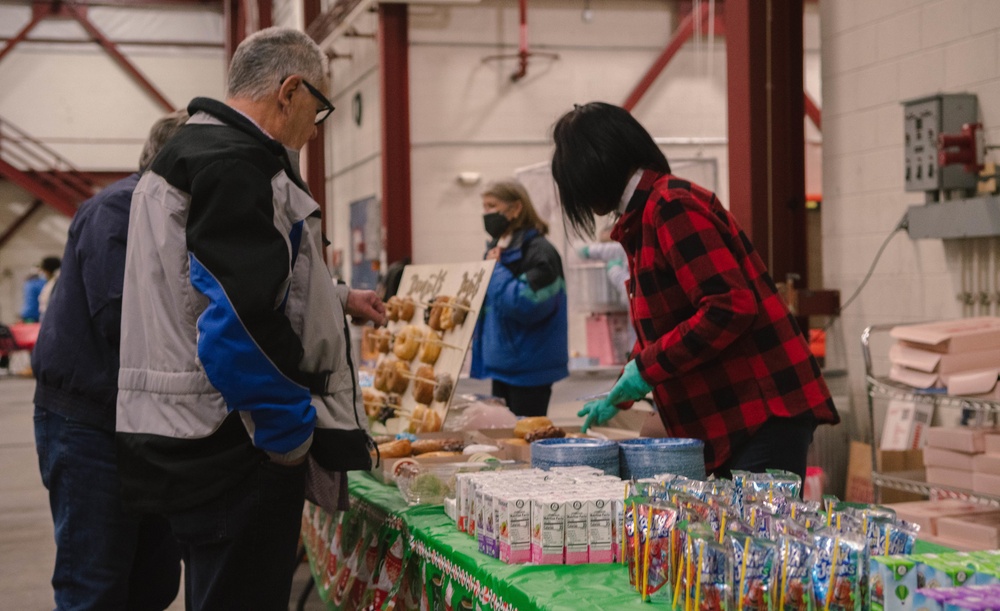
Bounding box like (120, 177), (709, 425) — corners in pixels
(386, 296), (401, 322)
(373, 360), (391, 392)
(375, 327), (392, 353)
(408, 405), (442, 433)
(392, 325), (421, 361)
(386, 360), (410, 394)
(427, 296), (449, 331)
(418, 328), (443, 365)
(433, 372), (454, 403)
(439, 297), (456, 331)
(362, 388), (383, 418)
(412, 364), (436, 404)
(450, 297), (471, 327)
(398, 297), (416, 322)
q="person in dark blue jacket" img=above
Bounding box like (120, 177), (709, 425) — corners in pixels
(471, 179), (569, 417)
(31, 110), (188, 611)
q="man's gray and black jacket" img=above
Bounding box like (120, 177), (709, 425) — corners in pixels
(117, 97), (370, 513)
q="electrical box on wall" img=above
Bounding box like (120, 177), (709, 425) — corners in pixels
(903, 93), (978, 192)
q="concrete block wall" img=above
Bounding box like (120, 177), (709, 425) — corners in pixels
(821, 0), (1000, 438)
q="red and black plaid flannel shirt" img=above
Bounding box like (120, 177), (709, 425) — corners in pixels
(611, 170), (839, 472)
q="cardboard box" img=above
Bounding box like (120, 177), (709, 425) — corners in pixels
(880, 399), (934, 450)
(889, 363), (1000, 395)
(927, 467), (975, 490)
(925, 427), (994, 453)
(924, 447), (978, 471)
(937, 513), (1000, 548)
(368, 431), (501, 484)
(987, 434), (1000, 455)
(974, 453), (1000, 475)
(890, 342), (1000, 376)
(845, 441), (925, 504)
(890, 317), (1000, 354)
(887, 499), (1000, 535)
(973, 472), (1000, 496)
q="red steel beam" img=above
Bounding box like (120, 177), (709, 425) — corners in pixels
(0, 8), (47, 64)
(304, 0), (326, 229)
(0, 199), (44, 249)
(726, 0), (806, 286)
(257, 0), (272, 29)
(224, 0), (247, 62)
(804, 91), (821, 131)
(622, 1), (710, 112)
(0, 159), (79, 217)
(64, 3), (175, 112)
(379, 3), (412, 264)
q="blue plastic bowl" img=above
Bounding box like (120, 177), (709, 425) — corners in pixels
(618, 437), (705, 481)
(530, 437), (620, 476)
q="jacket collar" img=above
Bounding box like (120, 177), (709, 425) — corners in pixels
(610, 169), (662, 245)
(186, 97), (310, 193)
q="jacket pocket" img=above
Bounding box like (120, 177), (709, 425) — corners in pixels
(310, 428), (373, 472)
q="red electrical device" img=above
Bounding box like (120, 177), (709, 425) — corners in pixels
(938, 122), (984, 173)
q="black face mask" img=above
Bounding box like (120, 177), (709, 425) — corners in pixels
(483, 212), (511, 240)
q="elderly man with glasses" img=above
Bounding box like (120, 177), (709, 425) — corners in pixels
(116, 27), (385, 610)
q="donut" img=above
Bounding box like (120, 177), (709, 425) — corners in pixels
(399, 297), (416, 322)
(412, 364), (436, 404)
(386, 360), (410, 394)
(418, 328), (443, 365)
(375, 327), (392, 353)
(392, 324), (421, 361)
(433, 372), (454, 403)
(439, 297), (456, 331)
(427, 296), (449, 331)
(450, 297), (471, 327)
(373, 360), (391, 392)
(408, 405), (442, 433)
(386, 296), (401, 322)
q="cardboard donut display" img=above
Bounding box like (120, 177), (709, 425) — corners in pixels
(361, 261), (495, 436)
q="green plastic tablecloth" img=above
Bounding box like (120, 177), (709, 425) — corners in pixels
(347, 471), (652, 611)
(303, 472), (953, 611)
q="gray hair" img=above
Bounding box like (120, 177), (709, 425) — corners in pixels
(227, 27), (326, 101)
(138, 109), (189, 170)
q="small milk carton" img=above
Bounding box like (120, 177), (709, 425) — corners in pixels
(531, 497), (565, 564)
(477, 487), (499, 558)
(869, 555), (918, 611)
(588, 497), (614, 564)
(564, 498), (590, 565)
(497, 493), (532, 564)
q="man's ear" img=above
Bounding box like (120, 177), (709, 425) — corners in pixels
(277, 76), (300, 112)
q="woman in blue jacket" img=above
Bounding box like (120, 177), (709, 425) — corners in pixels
(471, 180), (569, 417)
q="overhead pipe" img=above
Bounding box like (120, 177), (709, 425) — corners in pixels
(482, 0), (557, 83)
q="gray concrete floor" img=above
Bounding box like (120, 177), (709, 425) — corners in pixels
(0, 369), (629, 610)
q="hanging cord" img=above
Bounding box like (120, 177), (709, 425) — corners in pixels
(823, 213), (909, 331)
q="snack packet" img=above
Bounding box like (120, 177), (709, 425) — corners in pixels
(687, 529), (735, 611)
(642, 503), (679, 601)
(727, 531), (778, 611)
(811, 528), (865, 611)
(777, 534), (816, 611)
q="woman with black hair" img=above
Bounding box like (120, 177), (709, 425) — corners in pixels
(551, 102), (839, 480)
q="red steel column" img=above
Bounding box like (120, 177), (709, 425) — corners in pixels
(304, 0), (326, 225)
(725, 0), (805, 285)
(378, 3), (412, 264)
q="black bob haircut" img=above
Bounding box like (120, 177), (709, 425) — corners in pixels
(551, 102), (670, 239)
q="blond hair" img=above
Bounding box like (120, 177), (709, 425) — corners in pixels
(481, 179), (549, 236)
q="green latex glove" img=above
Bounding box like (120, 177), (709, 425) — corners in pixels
(577, 245), (591, 259)
(577, 360), (653, 432)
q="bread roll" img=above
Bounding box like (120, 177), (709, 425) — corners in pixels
(376, 438), (412, 458)
(513, 416), (554, 439)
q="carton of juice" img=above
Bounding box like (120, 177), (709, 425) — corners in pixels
(498, 493), (532, 564)
(564, 498), (590, 565)
(531, 497), (565, 564)
(588, 497), (614, 564)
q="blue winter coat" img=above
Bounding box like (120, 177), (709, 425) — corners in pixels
(471, 228), (569, 387)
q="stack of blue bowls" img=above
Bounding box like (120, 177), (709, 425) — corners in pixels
(618, 437), (705, 480)
(530, 438), (620, 476)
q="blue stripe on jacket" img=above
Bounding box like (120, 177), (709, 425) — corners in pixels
(189, 253), (315, 454)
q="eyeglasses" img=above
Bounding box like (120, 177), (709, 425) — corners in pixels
(302, 79), (335, 125)
(282, 76), (335, 125)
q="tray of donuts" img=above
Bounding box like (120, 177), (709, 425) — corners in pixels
(363, 294), (475, 435)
